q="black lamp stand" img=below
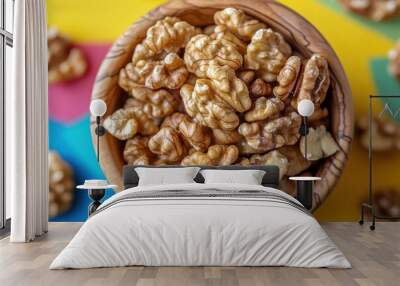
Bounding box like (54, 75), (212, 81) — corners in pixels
(95, 116), (106, 162)
(299, 116), (309, 160)
(295, 116), (314, 210)
(88, 189), (105, 216)
(295, 180), (313, 210)
(88, 116), (106, 216)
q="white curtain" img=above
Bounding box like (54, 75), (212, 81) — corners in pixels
(7, 0), (48, 242)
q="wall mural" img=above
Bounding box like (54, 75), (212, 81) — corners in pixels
(47, 0), (400, 222)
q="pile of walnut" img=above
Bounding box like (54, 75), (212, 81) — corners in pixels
(338, 0), (400, 21)
(47, 27), (88, 84)
(357, 115), (400, 151)
(103, 7), (340, 185)
(49, 152), (75, 218)
(388, 41), (400, 81)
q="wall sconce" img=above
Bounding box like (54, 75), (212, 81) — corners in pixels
(297, 99), (315, 160)
(90, 99), (107, 162)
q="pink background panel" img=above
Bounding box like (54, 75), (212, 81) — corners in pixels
(48, 44), (111, 123)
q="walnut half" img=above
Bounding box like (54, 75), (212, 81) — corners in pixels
(47, 28), (87, 84)
(214, 7), (267, 41)
(123, 136), (154, 165)
(124, 87), (178, 119)
(389, 41), (400, 81)
(246, 150), (289, 180)
(239, 112), (301, 154)
(357, 115), (400, 151)
(148, 127), (187, 163)
(338, 0), (400, 21)
(48, 152), (74, 218)
(300, 126), (339, 160)
(273, 56), (302, 101)
(162, 113), (212, 152)
(184, 34), (243, 78)
(245, 29), (292, 82)
(104, 108), (159, 140)
(244, 97), (285, 122)
(131, 16), (201, 64)
(206, 64), (251, 112)
(119, 52), (189, 90)
(181, 145), (239, 166)
(291, 54), (330, 109)
(180, 83), (240, 131)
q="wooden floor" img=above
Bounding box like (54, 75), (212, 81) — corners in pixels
(0, 222), (399, 286)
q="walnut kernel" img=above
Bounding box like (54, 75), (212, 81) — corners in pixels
(245, 28), (292, 82)
(181, 145), (239, 166)
(388, 41), (400, 81)
(214, 7), (267, 41)
(47, 28), (87, 84)
(244, 97), (285, 122)
(148, 127), (187, 163)
(180, 83), (240, 131)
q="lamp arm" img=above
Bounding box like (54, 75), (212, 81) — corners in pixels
(97, 116), (100, 162)
(304, 116), (308, 161)
(94, 116), (106, 162)
(299, 116), (309, 160)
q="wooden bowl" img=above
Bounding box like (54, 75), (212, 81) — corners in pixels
(91, 0), (353, 210)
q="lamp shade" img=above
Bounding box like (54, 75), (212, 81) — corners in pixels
(90, 99), (107, 117)
(297, 99), (315, 117)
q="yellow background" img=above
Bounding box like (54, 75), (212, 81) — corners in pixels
(47, 0), (400, 220)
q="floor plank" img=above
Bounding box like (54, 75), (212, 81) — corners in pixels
(0, 222), (399, 286)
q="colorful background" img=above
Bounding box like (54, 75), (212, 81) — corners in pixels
(47, 0), (400, 221)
